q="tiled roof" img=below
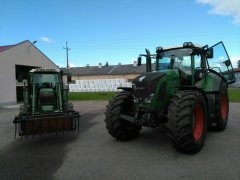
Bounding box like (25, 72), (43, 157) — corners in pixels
(63, 65), (115, 76)
(62, 64), (240, 76)
(233, 67), (240, 72)
(110, 64), (145, 74)
(0, 45), (15, 52)
(61, 64), (155, 76)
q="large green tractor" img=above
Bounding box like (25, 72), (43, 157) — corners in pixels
(13, 68), (80, 138)
(105, 42), (236, 153)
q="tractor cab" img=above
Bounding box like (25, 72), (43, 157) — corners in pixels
(27, 68), (66, 113)
(155, 44), (203, 86)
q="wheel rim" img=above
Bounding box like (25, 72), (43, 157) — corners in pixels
(193, 104), (204, 140)
(221, 94), (227, 120)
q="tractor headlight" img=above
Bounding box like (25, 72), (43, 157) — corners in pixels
(133, 96), (139, 103)
(145, 94), (154, 104)
(156, 46), (163, 53)
(183, 42), (194, 47)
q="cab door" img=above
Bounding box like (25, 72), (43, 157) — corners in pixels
(207, 41), (236, 84)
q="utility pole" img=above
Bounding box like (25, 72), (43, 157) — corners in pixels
(63, 41), (71, 84)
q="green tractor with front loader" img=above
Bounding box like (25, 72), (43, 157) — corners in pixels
(105, 41), (236, 153)
(13, 68), (80, 138)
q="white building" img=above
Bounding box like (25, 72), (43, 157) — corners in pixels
(0, 40), (59, 105)
(231, 68), (240, 87)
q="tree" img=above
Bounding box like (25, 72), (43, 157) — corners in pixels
(105, 61), (109, 66)
(238, 60), (240, 68)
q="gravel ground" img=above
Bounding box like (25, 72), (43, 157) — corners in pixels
(0, 101), (240, 180)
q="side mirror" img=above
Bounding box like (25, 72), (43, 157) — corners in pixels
(206, 47), (213, 58)
(224, 59), (231, 67)
(137, 56), (142, 66)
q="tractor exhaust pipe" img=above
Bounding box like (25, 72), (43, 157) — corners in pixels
(137, 48), (152, 72)
(145, 48), (152, 72)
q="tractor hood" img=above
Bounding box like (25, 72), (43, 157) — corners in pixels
(132, 71), (166, 99)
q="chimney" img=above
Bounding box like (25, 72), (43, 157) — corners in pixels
(133, 61), (137, 67)
(98, 63), (102, 68)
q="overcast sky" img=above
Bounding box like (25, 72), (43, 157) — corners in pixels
(0, 0), (240, 67)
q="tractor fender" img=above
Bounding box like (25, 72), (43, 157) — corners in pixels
(177, 86), (205, 93)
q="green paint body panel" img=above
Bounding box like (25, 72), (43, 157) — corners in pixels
(150, 69), (180, 109)
(41, 105), (54, 112)
(39, 88), (55, 112)
(201, 72), (222, 92)
(138, 70), (223, 113)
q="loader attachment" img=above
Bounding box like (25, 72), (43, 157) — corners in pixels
(13, 112), (80, 138)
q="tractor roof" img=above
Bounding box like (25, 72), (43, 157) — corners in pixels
(156, 42), (203, 53)
(163, 44), (203, 50)
(30, 68), (61, 73)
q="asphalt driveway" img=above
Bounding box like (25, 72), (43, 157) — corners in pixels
(0, 101), (239, 180)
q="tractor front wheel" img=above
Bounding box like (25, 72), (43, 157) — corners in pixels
(167, 90), (207, 153)
(105, 91), (141, 140)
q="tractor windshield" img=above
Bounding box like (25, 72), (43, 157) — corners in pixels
(31, 73), (60, 87)
(157, 48), (193, 75)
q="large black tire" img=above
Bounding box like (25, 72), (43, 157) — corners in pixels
(167, 90), (207, 153)
(105, 91), (141, 140)
(209, 82), (229, 131)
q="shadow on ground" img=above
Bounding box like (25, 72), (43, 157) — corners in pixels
(139, 125), (169, 144)
(0, 112), (98, 180)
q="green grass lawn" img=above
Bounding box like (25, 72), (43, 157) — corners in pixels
(228, 88), (240, 102)
(69, 88), (240, 102)
(69, 92), (116, 100)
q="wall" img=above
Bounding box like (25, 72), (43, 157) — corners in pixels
(0, 41), (59, 105)
(231, 71), (240, 87)
(71, 74), (140, 82)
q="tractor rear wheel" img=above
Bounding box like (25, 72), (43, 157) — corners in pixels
(105, 91), (141, 140)
(209, 82), (229, 131)
(167, 90), (207, 153)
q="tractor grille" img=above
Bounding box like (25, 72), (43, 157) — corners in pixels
(133, 86), (148, 98)
(39, 91), (55, 105)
